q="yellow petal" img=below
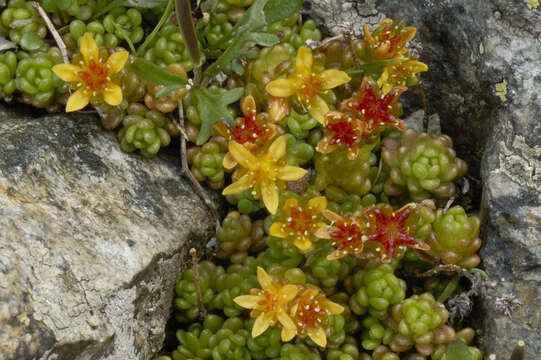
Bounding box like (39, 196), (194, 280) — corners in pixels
(293, 238), (312, 251)
(277, 312), (297, 342)
(229, 141), (258, 169)
(277, 166), (306, 181)
(222, 173), (253, 195)
(269, 222), (288, 238)
(295, 46), (312, 77)
(283, 197), (299, 212)
(261, 181), (279, 214)
(66, 87), (91, 112)
(406, 60), (428, 73)
(324, 300), (344, 315)
(257, 267), (273, 291)
(307, 96), (329, 125)
(222, 152), (238, 170)
(252, 313), (273, 338)
(105, 51), (129, 74)
(103, 82), (123, 106)
(233, 295), (261, 309)
(326, 250), (345, 261)
(51, 64), (82, 82)
(80, 33), (99, 65)
(307, 327), (327, 348)
(322, 209), (344, 223)
(377, 68), (390, 89)
(307, 196), (327, 213)
(318, 69), (351, 89)
(314, 227), (333, 239)
(279, 284), (299, 303)
(242, 95), (257, 116)
(267, 135), (287, 162)
(265, 79), (296, 98)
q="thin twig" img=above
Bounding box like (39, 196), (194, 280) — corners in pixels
(373, 155), (384, 185)
(307, 34), (344, 50)
(32, 2), (69, 64)
(175, 101), (220, 229)
(190, 248), (207, 318)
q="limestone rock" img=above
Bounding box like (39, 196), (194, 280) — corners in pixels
(0, 105), (218, 360)
(309, 0), (541, 358)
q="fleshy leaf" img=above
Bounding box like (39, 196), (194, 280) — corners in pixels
(446, 339), (474, 360)
(250, 33), (280, 47)
(194, 87), (244, 145)
(263, 0), (302, 24)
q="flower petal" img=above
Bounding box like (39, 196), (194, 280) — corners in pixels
(283, 197), (299, 212)
(324, 300), (344, 315)
(277, 312), (297, 342)
(51, 64), (82, 82)
(307, 96), (330, 125)
(295, 46), (312, 77)
(294, 238), (312, 251)
(222, 152), (238, 170)
(314, 227), (333, 239)
(269, 222), (288, 238)
(266, 79), (296, 98)
(318, 69), (351, 90)
(307, 196), (327, 213)
(279, 285), (299, 303)
(222, 173), (253, 195)
(322, 209), (345, 224)
(66, 87), (91, 112)
(233, 295), (261, 309)
(105, 51), (129, 74)
(257, 267), (273, 291)
(277, 166), (306, 181)
(267, 135), (287, 162)
(242, 95), (257, 116)
(307, 327), (327, 347)
(229, 141), (258, 169)
(80, 33), (99, 65)
(252, 313), (273, 338)
(103, 82), (123, 106)
(261, 181), (279, 214)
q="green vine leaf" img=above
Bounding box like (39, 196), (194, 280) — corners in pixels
(204, 0), (301, 77)
(193, 87), (243, 145)
(446, 339), (474, 360)
(129, 58), (188, 87)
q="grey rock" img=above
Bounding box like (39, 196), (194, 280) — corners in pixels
(310, 0), (540, 358)
(0, 105), (217, 360)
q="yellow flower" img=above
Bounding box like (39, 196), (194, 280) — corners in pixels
(377, 59), (428, 94)
(234, 267), (299, 341)
(265, 46), (351, 125)
(222, 135), (307, 214)
(269, 196), (327, 251)
(363, 19), (417, 60)
(289, 286), (343, 348)
(52, 33), (128, 112)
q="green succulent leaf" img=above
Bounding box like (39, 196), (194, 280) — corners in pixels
(40, 0), (73, 12)
(193, 87), (243, 145)
(129, 58), (188, 87)
(20, 33), (42, 51)
(446, 339), (474, 360)
(204, 0), (302, 77)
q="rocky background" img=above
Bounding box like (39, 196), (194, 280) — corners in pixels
(0, 105), (219, 359)
(0, 0), (539, 359)
(309, 0), (540, 358)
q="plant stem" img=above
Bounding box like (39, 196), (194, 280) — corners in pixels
(137, 0), (175, 56)
(32, 2), (69, 64)
(190, 248), (207, 318)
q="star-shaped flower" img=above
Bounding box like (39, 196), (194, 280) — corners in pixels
(222, 135), (307, 214)
(265, 46), (351, 124)
(289, 286), (343, 347)
(52, 33), (128, 112)
(377, 59), (428, 94)
(363, 19), (417, 60)
(269, 196), (328, 251)
(315, 210), (367, 260)
(363, 204), (430, 263)
(214, 95), (280, 170)
(234, 267), (298, 341)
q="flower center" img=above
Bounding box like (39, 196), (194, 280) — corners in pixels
(297, 74), (324, 101)
(356, 83), (395, 130)
(79, 61), (109, 92)
(287, 207), (315, 235)
(375, 25), (403, 53)
(294, 291), (328, 332)
(256, 289), (277, 314)
(233, 115), (267, 145)
(331, 220), (363, 250)
(328, 120), (360, 147)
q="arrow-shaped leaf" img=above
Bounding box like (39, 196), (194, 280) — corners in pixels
(194, 87), (243, 145)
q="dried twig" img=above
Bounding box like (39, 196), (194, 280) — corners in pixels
(306, 34), (345, 50)
(175, 101), (220, 229)
(32, 2), (69, 64)
(189, 248), (207, 318)
(417, 82), (429, 131)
